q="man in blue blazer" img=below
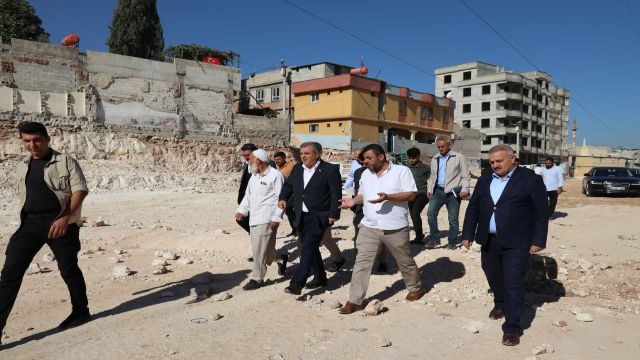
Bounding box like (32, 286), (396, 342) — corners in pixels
(462, 144), (548, 346)
(278, 142), (342, 295)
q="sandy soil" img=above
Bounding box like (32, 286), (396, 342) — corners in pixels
(0, 174), (639, 360)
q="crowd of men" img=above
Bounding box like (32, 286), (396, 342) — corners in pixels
(0, 122), (557, 349)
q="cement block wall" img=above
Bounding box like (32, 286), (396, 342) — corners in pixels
(0, 38), (288, 144)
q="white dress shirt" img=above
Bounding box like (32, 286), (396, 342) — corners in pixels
(301, 160), (320, 213)
(237, 167), (285, 226)
(540, 165), (564, 191)
(359, 163), (418, 230)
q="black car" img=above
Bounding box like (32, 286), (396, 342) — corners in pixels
(582, 167), (640, 196)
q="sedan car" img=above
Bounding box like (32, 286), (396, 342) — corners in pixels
(582, 167), (640, 196)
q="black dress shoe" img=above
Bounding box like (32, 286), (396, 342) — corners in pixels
(409, 236), (424, 245)
(489, 307), (504, 320)
(305, 278), (328, 289)
(284, 283), (302, 295)
(326, 257), (346, 272)
(278, 254), (288, 276)
(58, 309), (91, 329)
(242, 279), (262, 290)
(502, 332), (520, 346)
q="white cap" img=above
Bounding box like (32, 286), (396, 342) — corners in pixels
(252, 149), (270, 163)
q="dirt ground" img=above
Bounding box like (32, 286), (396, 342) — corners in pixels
(0, 170), (639, 359)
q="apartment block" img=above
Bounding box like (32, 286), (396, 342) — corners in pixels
(435, 62), (570, 164)
(239, 62), (353, 118)
(291, 74), (454, 152)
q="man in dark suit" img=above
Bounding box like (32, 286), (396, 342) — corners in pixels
(237, 143), (257, 234)
(278, 142), (341, 295)
(462, 144), (548, 346)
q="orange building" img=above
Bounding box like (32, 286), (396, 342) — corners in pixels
(291, 74), (454, 151)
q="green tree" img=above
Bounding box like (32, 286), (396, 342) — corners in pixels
(164, 44), (239, 66)
(0, 0), (49, 42)
(107, 0), (164, 60)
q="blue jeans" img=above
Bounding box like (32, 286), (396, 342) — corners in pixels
(427, 187), (461, 244)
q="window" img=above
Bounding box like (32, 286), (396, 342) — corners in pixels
(462, 104), (471, 113)
(482, 85), (491, 95)
(310, 93), (319, 103)
(482, 102), (490, 111)
(442, 110), (449, 122)
(256, 89), (264, 103)
(420, 106), (433, 120)
(483, 136), (492, 145)
(444, 74), (452, 84)
(463, 87), (471, 97)
(523, 104), (529, 114)
(271, 87), (280, 101)
(522, 121), (528, 129)
(399, 101), (407, 116)
(444, 90), (451, 98)
(522, 88), (529, 97)
(481, 118), (490, 128)
(463, 71), (471, 80)
(370, 91), (375, 97)
(309, 124), (319, 132)
(326, 123), (330, 127)
(522, 137), (528, 146)
(462, 120), (471, 128)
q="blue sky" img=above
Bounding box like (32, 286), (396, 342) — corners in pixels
(30, 0), (640, 148)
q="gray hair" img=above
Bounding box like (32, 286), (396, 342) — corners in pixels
(300, 141), (322, 153)
(488, 144), (515, 157)
(435, 135), (451, 144)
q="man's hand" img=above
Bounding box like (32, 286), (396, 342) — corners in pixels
(278, 200), (287, 210)
(328, 218), (337, 225)
(235, 212), (246, 222)
(462, 239), (473, 249)
(557, 187), (563, 194)
(340, 197), (355, 209)
(269, 221), (280, 231)
(460, 191), (470, 199)
(530, 245), (544, 254)
(368, 192), (388, 204)
(48, 216), (69, 238)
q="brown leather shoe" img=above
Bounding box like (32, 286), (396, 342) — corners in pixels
(502, 332), (520, 346)
(489, 307), (504, 320)
(405, 289), (425, 301)
(338, 301), (364, 314)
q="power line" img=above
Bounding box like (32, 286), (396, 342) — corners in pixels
(457, 0), (635, 146)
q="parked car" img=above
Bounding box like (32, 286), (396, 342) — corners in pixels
(582, 167), (640, 196)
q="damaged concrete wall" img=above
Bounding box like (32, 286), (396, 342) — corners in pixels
(0, 38), (288, 145)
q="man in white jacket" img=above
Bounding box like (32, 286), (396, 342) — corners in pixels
(236, 149), (287, 290)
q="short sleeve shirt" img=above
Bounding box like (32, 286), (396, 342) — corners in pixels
(359, 163), (418, 230)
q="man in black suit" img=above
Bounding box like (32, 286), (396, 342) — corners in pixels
(278, 142), (341, 295)
(462, 144), (548, 346)
(237, 143), (257, 234)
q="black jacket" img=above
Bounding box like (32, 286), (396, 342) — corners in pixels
(462, 166), (548, 249)
(279, 160), (342, 229)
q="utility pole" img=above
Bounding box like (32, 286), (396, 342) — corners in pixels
(280, 59), (286, 119)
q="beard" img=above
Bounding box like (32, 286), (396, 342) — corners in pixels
(249, 163), (259, 175)
(367, 160), (384, 173)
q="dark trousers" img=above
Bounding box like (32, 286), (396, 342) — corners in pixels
(236, 214), (250, 234)
(546, 191), (558, 217)
(408, 193), (429, 239)
(427, 187), (461, 244)
(291, 212), (327, 287)
(0, 214), (89, 332)
(481, 236), (530, 335)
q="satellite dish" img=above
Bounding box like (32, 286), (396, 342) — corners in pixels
(446, 92), (454, 100)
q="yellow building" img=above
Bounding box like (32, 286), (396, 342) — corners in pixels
(572, 145), (631, 177)
(291, 74), (454, 151)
